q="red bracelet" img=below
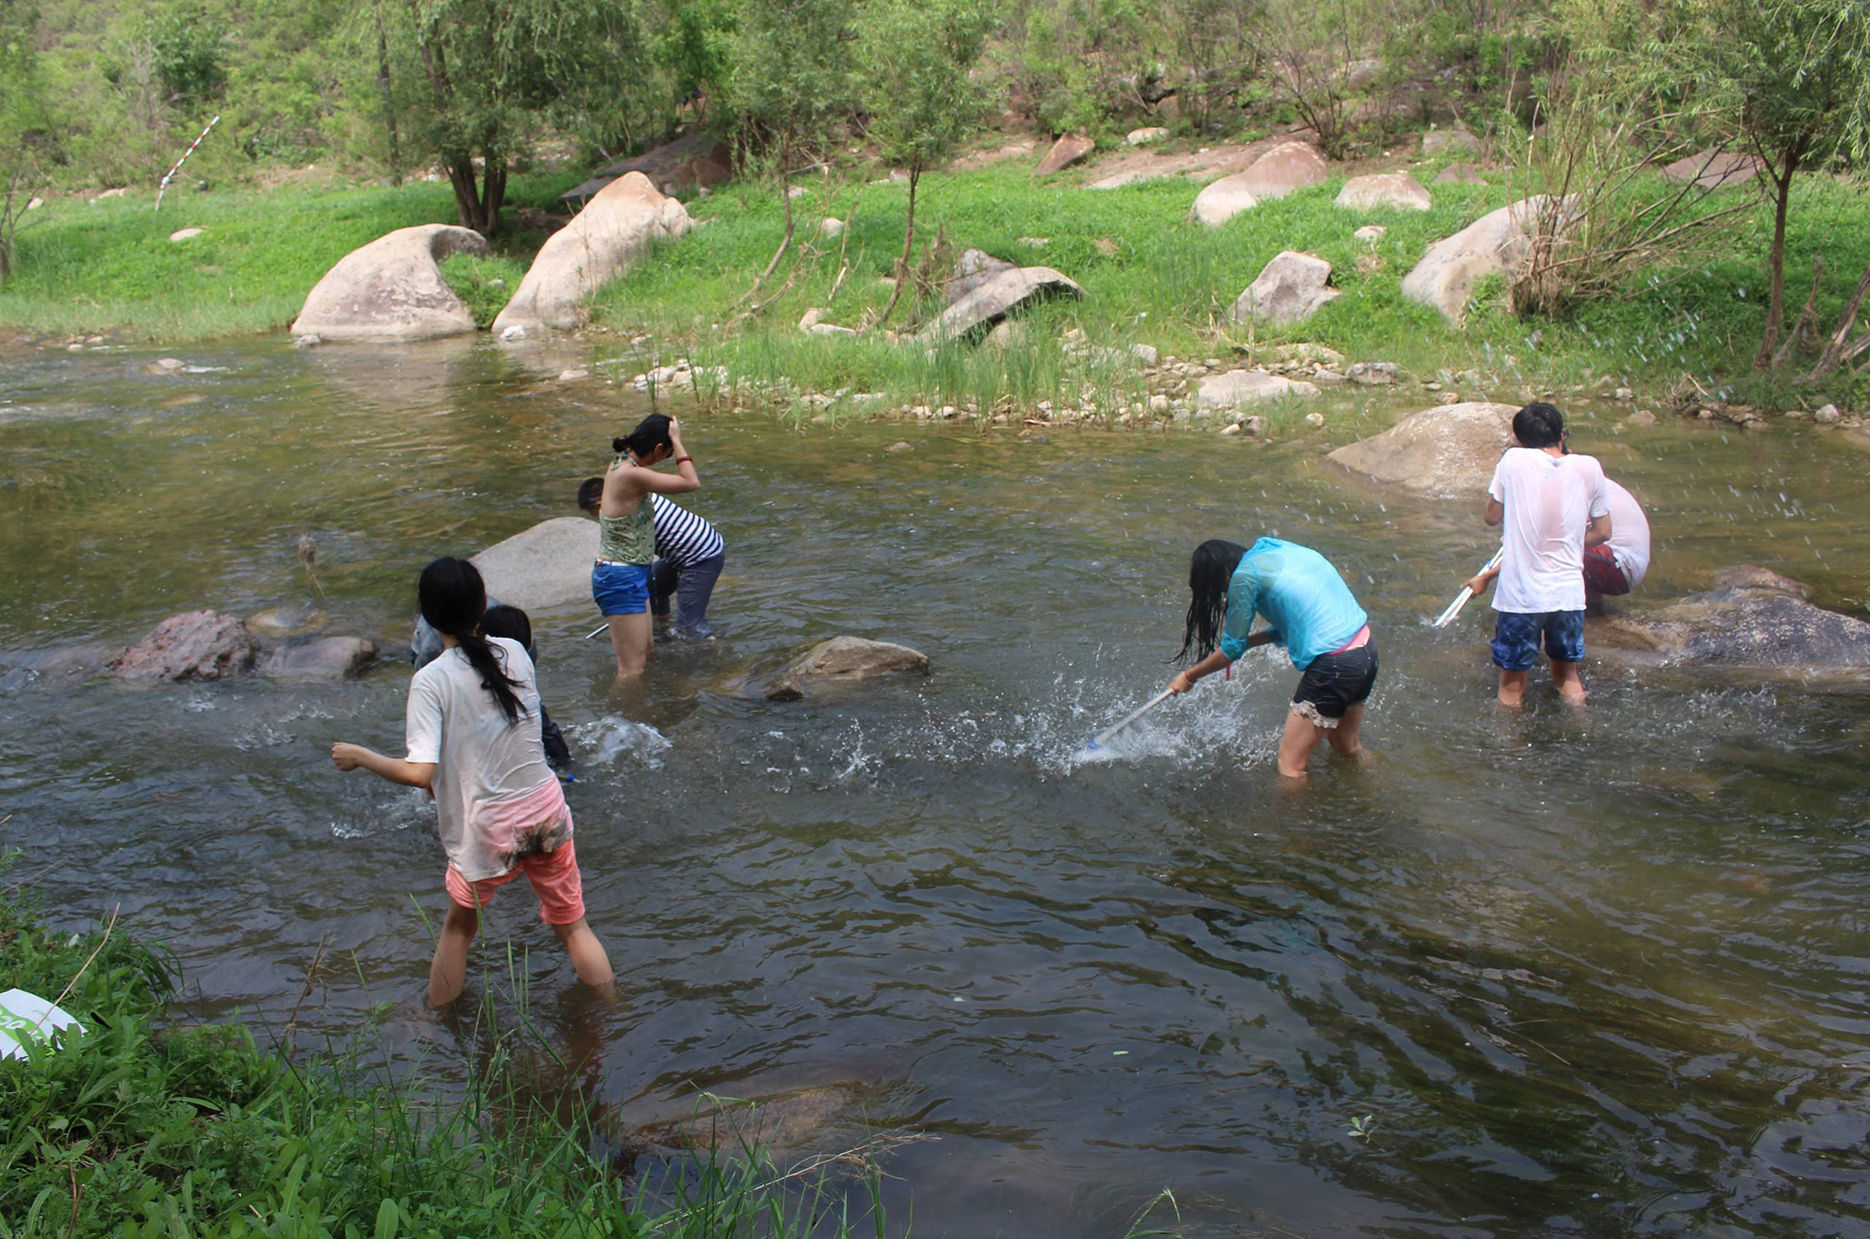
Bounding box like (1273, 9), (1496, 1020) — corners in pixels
(675, 455), (693, 464)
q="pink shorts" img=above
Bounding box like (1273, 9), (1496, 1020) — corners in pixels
(444, 839), (586, 926)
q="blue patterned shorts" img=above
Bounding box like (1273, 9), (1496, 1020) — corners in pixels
(1491, 610), (1585, 671)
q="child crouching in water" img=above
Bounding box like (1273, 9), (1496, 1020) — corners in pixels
(331, 557), (613, 1007)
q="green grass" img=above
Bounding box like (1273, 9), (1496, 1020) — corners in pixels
(597, 158), (1870, 417)
(0, 890), (903, 1238)
(0, 173), (579, 341)
(7, 149), (1870, 417)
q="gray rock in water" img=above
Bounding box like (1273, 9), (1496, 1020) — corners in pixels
(1227, 251), (1338, 326)
(262, 636), (378, 682)
(1326, 401), (1517, 498)
(470, 517), (601, 615)
(247, 603), (328, 639)
(1709, 564), (1809, 598)
(289, 224), (489, 342)
(109, 611), (257, 681)
(916, 266), (1083, 344)
(1597, 586), (1870, 673)
(765, 636), (930, 701)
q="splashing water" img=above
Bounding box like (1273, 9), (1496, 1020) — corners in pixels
(574, 717), (673, 768)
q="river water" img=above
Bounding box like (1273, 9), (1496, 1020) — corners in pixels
(3, 337), (1869, 1238)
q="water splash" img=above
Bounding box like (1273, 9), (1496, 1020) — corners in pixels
(575, 717), (673, 768)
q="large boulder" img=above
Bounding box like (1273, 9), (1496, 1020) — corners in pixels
(1034, 133), (1095, 176)
(1190, 141), (1328, 227)
(289, 225), (489, 343)
(1189, 176), (1258, 227)
(1422, 127), (1480, 156)
(1326, 401), (1517, 498)
(1401, 196), (1572, 322)
(492, 172), (693, 337)
(109, 611), (257, 681)
(559, 133), (734, 202)
(1335, 172), (1431, 211)
(470, 517), (601, 614)
(262, 636), (378, 682)
(1596, 584), (1870, 675)
(1227, 251), (1338, 326)
(765, 636), (930, 701)
(1197, 370), (1321, 410)
(946, 249), (1017, 306)
(1659, 148), (1760, 190)
(915, 266), (1083, 343)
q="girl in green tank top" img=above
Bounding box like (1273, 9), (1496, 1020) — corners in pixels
(592, 414), (700, 678)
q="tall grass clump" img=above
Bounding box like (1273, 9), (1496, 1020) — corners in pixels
(0, 891), (902, 1238)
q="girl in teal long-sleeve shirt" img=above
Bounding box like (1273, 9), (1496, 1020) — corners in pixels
(1167, 537), (1376, 779)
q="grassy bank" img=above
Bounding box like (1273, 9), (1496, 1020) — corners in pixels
(596, 154), (1870, 420)
(6, 147), (1870, 422)
(0, 174), (574, 341)
(0, 891), (897, 1238)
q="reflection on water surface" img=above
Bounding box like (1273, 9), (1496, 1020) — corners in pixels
(3, 338), (1869, 1238)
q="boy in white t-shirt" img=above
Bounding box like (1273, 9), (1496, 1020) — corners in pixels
(1465, 403), (1612, 707)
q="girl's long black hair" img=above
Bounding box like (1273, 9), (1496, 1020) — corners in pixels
(418, 557), (527, 724)
(613, 414), (673, 459)
(1175, 539), (1247, 663)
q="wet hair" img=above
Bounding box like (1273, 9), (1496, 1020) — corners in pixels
(613, 414), (673, 460)
(417, 557), (526, 724)
(1176, 539), (1248, 663)
(1512, 401), (1565, 449)
(576, 476), (604, 515)
(479, 604), (535, 656)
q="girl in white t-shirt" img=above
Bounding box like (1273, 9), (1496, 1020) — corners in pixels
(332, 557), (613, 1007)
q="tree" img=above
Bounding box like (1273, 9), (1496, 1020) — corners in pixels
(0, 0), (51, 281)
(720, 0), (859, 297)
(859, 0), (994, 327)
(394, 0), (657, 234)
(1694, 0), (1870, 368)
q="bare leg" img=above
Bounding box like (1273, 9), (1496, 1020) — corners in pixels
(551, 918), (615, 992)
(1497, 669), (1529, 708)
(605, 612), (653, 678)
(1327, 704), (1368, 762)
(1276, 710), (1325, 779)
(429, 902), (479, 1008)
(1551, 659), (1587, 705)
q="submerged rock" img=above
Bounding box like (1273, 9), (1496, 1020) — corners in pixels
(289, 224), (489, 343)
(262, 636), (377, 682)
(765, 636), (930, 701)
(493, 172), (693, 336)
(1325, 401), (1517, 498)
(470, 517), (601, 614)
(109, 611), (257, 682)
(1596, 585), (1870, 675)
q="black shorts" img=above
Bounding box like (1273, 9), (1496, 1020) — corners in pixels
(1291, 641), (1378, 726)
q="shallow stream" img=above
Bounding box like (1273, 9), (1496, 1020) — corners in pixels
(3, 337), (1869, 1238)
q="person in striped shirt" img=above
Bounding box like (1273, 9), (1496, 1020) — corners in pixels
(579, 477), (725, 640)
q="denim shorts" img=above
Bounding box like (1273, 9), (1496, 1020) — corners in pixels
(1491, 610), (1585, 670)
(591, 561), (651, 616)
(1291, 640), (1378, 724)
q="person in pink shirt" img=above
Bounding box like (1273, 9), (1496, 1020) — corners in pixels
(331, 557), (613, 1007)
